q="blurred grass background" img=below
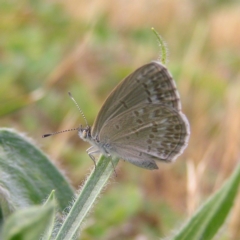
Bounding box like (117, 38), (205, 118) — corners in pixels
(1, 0), (240, 239)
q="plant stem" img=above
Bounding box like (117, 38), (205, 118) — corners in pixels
(54, 155), (119, 240)
(151, 27), (167, 64)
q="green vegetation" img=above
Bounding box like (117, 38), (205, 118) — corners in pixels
(1, 1), (240, 239)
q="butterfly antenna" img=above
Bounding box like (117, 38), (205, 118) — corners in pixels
(42, 128), (79, 138)
(68, 92), (89, 127)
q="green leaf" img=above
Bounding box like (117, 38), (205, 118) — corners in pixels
(173, 163), (240, 240)
(2, 193), (56, 240)
(54, 155), (119, 240)
(42, 190), (57, 240)
(0, 128), (74, 219)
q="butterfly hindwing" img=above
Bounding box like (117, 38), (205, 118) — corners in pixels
(98, 103), (189, 168)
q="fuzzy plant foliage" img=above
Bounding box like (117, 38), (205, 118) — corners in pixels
(0, 128), (240, 240)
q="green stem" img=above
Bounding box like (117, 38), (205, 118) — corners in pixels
(54, 155), (119, 240)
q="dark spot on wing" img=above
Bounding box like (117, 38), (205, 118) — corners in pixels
(133, 110), (139, 117)
(152, 128), (158, 133)
(120, 100), (128, 109)
(147, 139), (152, 144)
(136, 119), (143, 124)
(149, 134), (154, 138)
(147, 97), (152, 103)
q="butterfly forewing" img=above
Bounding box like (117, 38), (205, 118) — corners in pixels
(92, 61), (181, 138)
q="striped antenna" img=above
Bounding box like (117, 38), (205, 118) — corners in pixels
(68, 92), (89, 127)
(42, 128), (79, 138)
(42, 92), (88, 138)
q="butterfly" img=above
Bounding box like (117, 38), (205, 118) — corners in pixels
(75, 61), (190, 170)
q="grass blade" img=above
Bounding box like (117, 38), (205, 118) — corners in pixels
(55, 155), (119, 240)
(173, 163), (240, 240)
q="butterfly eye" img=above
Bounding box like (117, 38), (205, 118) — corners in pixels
(82, 130), (87, 139)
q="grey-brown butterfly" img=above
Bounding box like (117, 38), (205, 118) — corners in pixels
(43, 61), (190, 170)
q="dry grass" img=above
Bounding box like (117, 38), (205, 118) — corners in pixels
(1, 0), (240, 239)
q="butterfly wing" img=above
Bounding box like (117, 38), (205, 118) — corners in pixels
(92, 61), (181, 138)
(98, 103), (190, 169)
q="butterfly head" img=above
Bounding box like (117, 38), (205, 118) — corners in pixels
(78, 125), (91, 142)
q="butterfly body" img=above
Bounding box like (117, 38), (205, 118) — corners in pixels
(78, 126), (111, 157)
(78, 61), (190, 170)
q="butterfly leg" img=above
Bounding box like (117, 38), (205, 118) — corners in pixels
(86, 146), (100, 169)
(89, 154), (97, 169)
